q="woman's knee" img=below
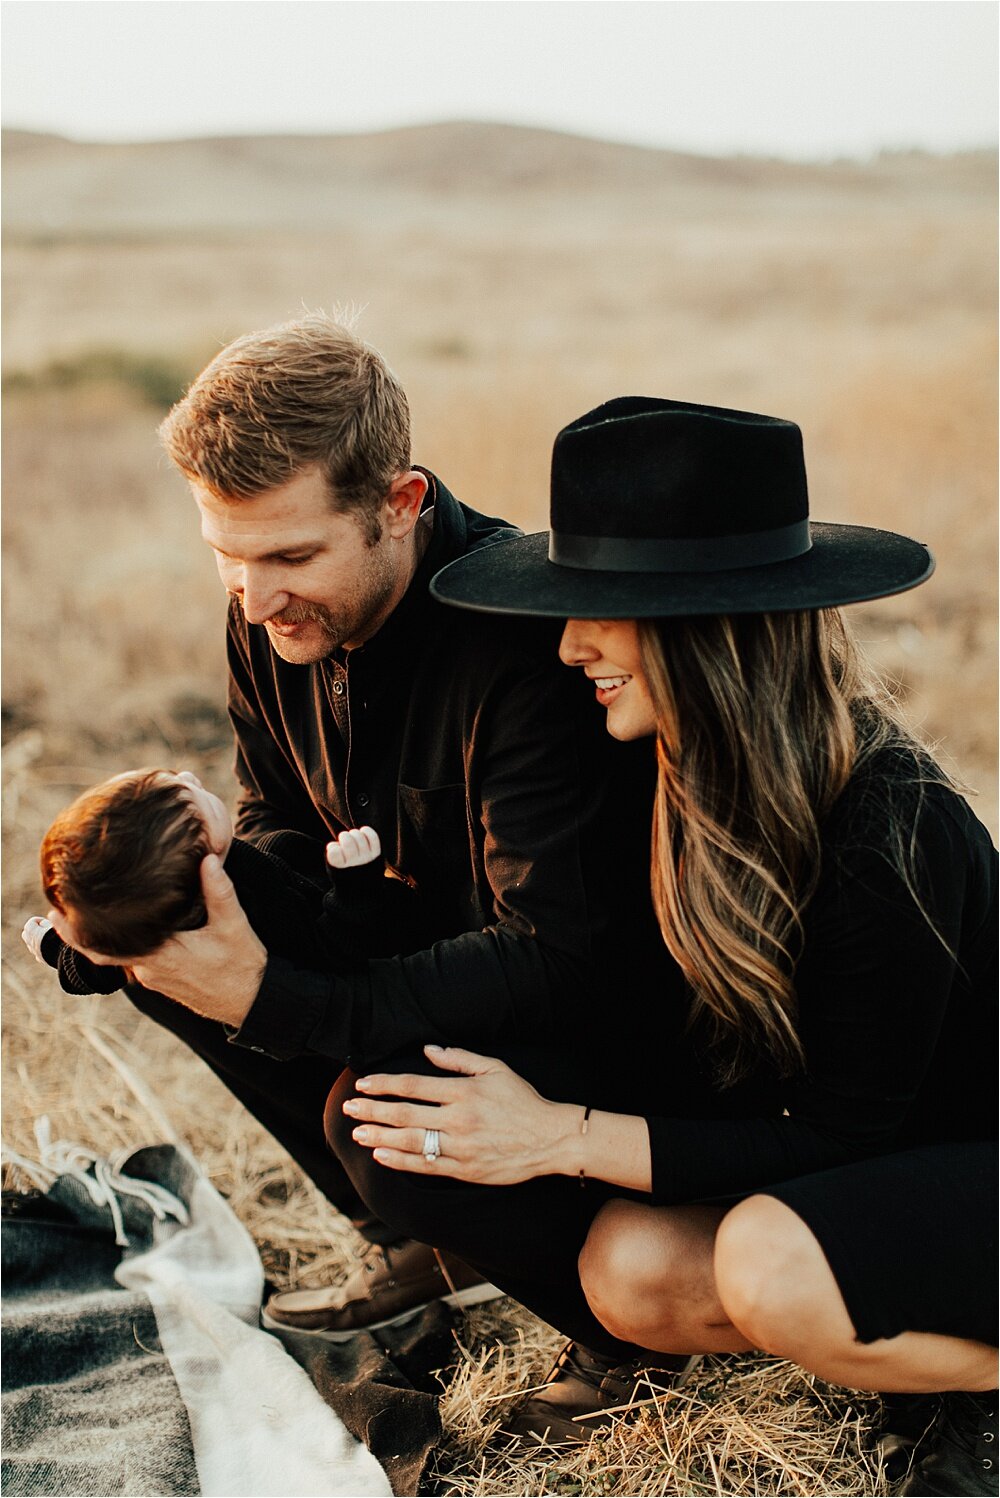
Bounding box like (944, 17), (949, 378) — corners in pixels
(714, 1194), (838, 1353)
(579, 1199), (692, 1342)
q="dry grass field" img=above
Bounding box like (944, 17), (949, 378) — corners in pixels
(2, 124), (996, 1495)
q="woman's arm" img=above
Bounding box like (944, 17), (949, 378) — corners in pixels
(643, 777), (996, 1204)
(350, 779), (996, 1200)
(345, 1044), (655, 1191)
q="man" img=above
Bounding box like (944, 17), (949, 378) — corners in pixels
(63, 314), (668, 1403)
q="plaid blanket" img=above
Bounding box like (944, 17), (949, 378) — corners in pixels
(2, 1140), (393, 1497)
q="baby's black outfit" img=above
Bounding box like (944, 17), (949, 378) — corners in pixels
(39, 832), (426, 997)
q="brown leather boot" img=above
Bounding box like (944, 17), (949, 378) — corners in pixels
(262, 1238), (502, 1341)
(501, 1340), (701, 1446)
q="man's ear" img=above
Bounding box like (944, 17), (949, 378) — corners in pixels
(384, 470), (429, 538)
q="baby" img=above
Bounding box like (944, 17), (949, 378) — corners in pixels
(22, 768), (423, 995)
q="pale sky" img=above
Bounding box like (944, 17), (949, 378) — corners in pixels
(1, 1), (996, 160)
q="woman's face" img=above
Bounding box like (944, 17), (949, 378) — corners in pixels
(559, 618), (657, 741)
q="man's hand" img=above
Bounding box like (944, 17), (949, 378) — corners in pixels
(48, 855), (266, 1029)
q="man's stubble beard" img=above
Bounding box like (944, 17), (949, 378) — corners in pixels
(264, 544), (398, 664)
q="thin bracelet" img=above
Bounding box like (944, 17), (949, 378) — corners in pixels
(579, 1105), (592, 1187)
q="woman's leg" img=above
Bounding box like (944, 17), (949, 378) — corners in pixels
(713, 1194), (997, 1393)
(578, 1197), (753, 1353)
(577, 1192), (996, 1392)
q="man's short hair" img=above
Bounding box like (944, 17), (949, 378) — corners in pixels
(159, 314), (411, 542)
(41, 771), (209, 958)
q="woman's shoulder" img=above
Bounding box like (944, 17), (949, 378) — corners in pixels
(821, 736), (996, 901)
(828, 738), (983, 836)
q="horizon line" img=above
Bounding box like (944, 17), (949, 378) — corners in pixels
(3, 117), (997, 167)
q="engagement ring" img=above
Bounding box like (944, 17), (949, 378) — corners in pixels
(423, 1127), (441, 1162)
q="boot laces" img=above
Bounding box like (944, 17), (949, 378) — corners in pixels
(937, 1391), (997, 1464)
(355, 1241), (393, 1274)
(550, 1341), (619, 1393)
(2, 1118), (189, 1247)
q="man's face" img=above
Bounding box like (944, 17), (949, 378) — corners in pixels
(195, 466), (400, 664)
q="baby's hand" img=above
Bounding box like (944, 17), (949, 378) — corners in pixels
(22, 916), (54, 963)
(327, 826), (381, 870)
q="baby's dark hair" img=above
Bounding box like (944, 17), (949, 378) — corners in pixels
(40, 770), (210, 958)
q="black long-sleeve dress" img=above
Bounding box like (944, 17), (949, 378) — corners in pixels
(644, 749), (996, 1201)
(637, 746), (997, 1345)
(329, 742), (998, 1351)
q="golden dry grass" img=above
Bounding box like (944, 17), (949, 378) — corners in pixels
(432, 1329), (887, 1496)
(2, 127), (996, 1495)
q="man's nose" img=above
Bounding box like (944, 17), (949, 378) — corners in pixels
(240, 570), (288, 626)
(558, 618), (594, 665)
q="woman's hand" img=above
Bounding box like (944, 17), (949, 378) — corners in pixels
(344, 1045), (585, 1185)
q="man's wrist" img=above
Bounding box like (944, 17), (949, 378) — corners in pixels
(228, 952), (332, 1061)
(225, 945), (267, 1028)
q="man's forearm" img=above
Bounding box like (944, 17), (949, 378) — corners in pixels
(227, 954), (333, 1059)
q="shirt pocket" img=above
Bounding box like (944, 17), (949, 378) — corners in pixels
(397, 782), (471, 883)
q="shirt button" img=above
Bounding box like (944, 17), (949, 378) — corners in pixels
(357, 793), (370, 808)
(332, 681), (345, 696)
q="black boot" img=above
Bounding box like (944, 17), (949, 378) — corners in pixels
(900, 1390), (998, 1496)
(873, 1392), (941, 1479)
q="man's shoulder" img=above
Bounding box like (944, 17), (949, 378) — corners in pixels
(423, 484), (562, 670)
(425, 474), (524, 565)
(453, 499), (523, 560)
(429, 594), (565, 674)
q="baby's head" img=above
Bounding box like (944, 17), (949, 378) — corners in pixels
(40, 769), (232, 957)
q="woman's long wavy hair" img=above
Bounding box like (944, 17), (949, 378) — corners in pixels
(639, 608), (926, 1085)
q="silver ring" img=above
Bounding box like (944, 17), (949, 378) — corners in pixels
(423, 1127), (441, 1163)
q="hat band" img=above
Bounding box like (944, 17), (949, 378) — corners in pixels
(549, 518), (811, 574)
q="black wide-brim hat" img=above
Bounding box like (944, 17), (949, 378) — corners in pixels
(430, 397), (934, 617)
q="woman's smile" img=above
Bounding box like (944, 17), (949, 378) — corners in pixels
(589, 672), (633, 707)
(560, 618), (656, 739)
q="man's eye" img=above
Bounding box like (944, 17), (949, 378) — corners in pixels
(280, 555), (316, 566)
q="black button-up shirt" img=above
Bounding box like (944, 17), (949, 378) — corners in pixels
(225, 474), (672, 1071)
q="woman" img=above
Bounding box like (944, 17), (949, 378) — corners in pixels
(332, 399), (997, 1495)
